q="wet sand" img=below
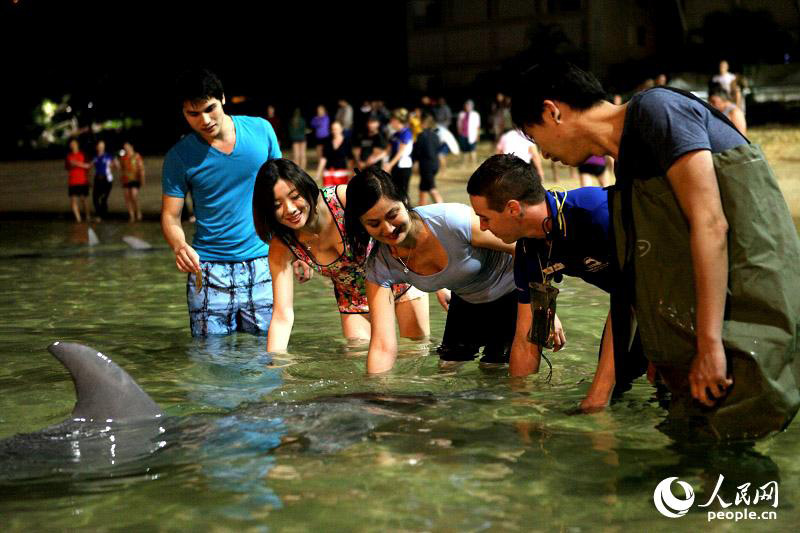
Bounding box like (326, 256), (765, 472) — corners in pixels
(1, 127), (798, 226)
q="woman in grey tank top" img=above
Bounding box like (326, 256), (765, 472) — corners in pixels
(344, 166), (542, 374)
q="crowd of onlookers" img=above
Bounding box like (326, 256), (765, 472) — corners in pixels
(63, 59), (750, 222)
(262, 93), (534, 207)
(260, 58), (750, 206)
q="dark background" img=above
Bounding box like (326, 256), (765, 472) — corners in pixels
(1, 0), (798, 159)
(0, 0), (409, 157)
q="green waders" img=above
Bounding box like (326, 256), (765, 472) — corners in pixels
(610, 144), (800, 440)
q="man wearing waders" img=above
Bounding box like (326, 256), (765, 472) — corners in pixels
(468, 153), (648, 413)
(510, 62), (800, 440)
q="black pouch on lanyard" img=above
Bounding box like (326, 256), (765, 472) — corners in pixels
(529, 282), (559, 348)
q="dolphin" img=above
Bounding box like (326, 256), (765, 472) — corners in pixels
(47, 341), (164, 423)
(0, 342), (435, 484)
(122, 236), (152, 250)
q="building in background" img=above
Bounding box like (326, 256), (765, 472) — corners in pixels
(405, 0), (800, 97)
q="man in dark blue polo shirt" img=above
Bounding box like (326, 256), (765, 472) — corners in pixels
(468, 153), (646, 411)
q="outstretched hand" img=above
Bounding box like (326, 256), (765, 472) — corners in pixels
(174, 243), (201, 273)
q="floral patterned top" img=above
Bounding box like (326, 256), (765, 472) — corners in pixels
(283, 186), (410, 313)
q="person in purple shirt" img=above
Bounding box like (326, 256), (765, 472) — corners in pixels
(310, 105), (330, 162)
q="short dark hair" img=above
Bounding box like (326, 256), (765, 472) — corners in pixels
(708, 83), (731, 101)
(252, 158), (319, 243)
(467, 153), (546, 211)
(344, 165), (410, 258)
(511, 62), (607, 127)
(175, 67), (224, 107)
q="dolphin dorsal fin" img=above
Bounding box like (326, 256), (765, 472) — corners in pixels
(47, 342), (164, 422)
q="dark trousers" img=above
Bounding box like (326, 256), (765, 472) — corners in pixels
(93, 177), (112, 218)
(391, 166), (412, 202)
(437, 290), (517, 360)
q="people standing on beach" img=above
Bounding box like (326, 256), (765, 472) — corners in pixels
(353, 114), (387, 170)
(468, 154), (647, 411)
(495, 127), (544, 180)
(65, 139), (91, 223)
(118, 141), (145, 222)
(708, 86), (747, 136)
(335, 99), (354, 140)
(711, 59), (736, 94)
(577, 155), (611, 188)
(252, 158), (430, 351)
(355, 100), (373, 138)
(457, 99), (480, 165)
(344, 166), (553, 373)
(310, 105), (330, 162)
(433, 97), (453, 130)
(316, 120), (353, 187)
(511, 62), (800, 440)
(490, 92), (511, 141)
(161, 68), (280, 337)
(408, 107), (423, 141)
(433, 97), (458, 175)
(383, 108), (414, 201)
(265, 105), (282, 147)
(373, 100), (391, 130)
(288, 108), (308, 170)
(91, 140), (114, 220)
(412, 112), (444, 205)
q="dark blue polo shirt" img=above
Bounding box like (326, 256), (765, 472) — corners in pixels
(514, 187), (617, 304)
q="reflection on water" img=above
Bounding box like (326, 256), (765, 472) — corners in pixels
(0, 220), (798, 531)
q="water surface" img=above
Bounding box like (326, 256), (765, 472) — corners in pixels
(0, 220), (797, 531)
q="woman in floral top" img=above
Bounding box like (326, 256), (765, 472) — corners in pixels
(253, 158), (429, 352)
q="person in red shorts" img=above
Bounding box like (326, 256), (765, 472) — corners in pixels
(65, 139), (91, 222)
(118, 141), (145, 222)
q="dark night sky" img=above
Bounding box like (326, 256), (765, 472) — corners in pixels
(0, 0), (408, 155)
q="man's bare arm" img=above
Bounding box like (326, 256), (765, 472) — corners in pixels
(665, 149), (732, 406)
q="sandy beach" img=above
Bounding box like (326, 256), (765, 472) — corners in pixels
(1, 127), (798, 227)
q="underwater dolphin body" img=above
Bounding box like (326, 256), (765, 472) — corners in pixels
(0, 342), (435, 484)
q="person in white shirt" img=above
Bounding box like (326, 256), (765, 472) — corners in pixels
(457, 99), (481, 165)
(496, 128), (544, 179)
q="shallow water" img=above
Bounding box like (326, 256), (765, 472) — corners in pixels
(0, 219), (798, 532)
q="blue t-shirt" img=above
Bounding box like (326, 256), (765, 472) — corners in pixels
(93, 153), (114, 181)
(162, 115), (281, 261)
(366, 203), (515, 304)
(390, 127), (414, 169)
(514, 187), (616, 304)
(616, 88), (747, 183)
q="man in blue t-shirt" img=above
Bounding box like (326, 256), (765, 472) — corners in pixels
(468, 154), (646, 412)
(161, 68), (281, 337)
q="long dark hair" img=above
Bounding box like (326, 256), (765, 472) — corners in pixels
(252, 158), (319, 243)
(344, 165), (410, 258)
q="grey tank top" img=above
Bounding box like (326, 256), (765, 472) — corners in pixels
(365, 203), (515, 304)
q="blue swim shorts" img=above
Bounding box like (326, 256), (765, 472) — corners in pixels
(187, 256), (272, 337)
